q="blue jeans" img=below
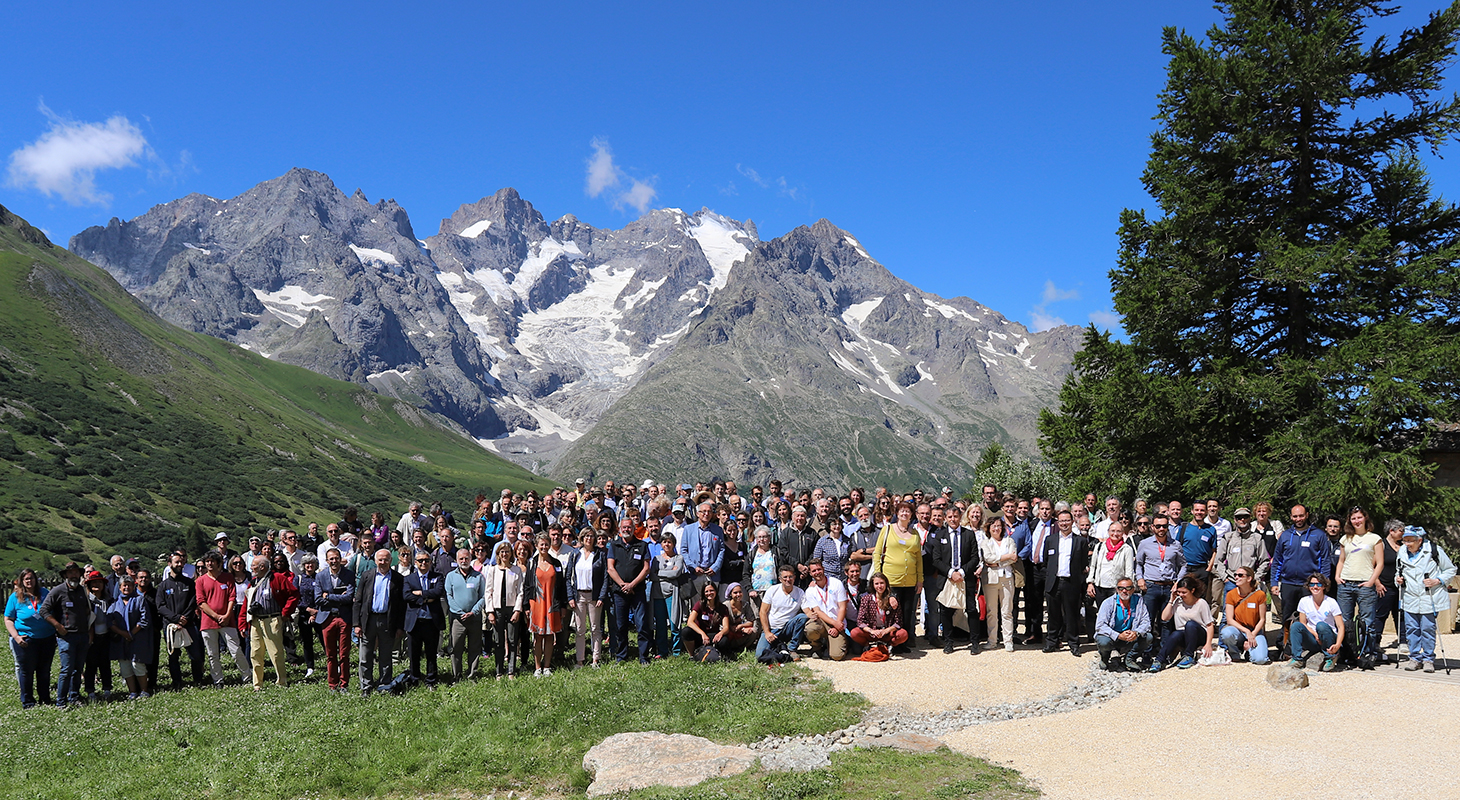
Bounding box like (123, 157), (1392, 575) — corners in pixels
(1404, 611), (1437, 663)
(655, 598), (680, 657)
(1140, 585), (1171, 649)
(1291, 621), (1337, 661)
(56, 632), (89, 706)
(1094, 632), (1152, 663)
(756, 613), (808, 662)
(1219, 625), (1269, 664)
(610, 587), (650, 663)
(10, 635), (55, 708)
(1158, 619), (1208, 663)
(1335, 583), (1378, 660)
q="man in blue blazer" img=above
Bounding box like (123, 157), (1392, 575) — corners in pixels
(403, 549), (446, 688)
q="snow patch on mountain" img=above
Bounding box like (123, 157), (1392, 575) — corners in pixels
(458, 219), (493, 238)
(252, 285), (335, 328)
(348, 244), (398, 266)
(686, 213), (752, 292)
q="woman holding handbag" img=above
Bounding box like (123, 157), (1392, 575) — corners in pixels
(871, 503), (923, 651)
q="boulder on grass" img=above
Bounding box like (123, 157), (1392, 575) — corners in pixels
(583, 731), (757, 797)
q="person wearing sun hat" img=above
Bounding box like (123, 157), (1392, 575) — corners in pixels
(1397, 526), (1456, 673)
(83, 570), (116, 702)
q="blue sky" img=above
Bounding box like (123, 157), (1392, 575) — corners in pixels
(4, 1), (1457, 334)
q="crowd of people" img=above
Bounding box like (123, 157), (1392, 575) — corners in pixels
(5, 479), (1455, 708)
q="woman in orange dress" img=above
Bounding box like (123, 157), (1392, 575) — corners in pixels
(523, 533), (567, 676)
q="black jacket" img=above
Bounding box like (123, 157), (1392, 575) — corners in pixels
(156, 569), (198, 627)
(522, 553), (570, 613)
(564, 549), (609, 602)
(1041, 533), (1093, 593)
(403, 569), (446, 633)
(924, 526), (980, 599)
(352, 568), (406, 632)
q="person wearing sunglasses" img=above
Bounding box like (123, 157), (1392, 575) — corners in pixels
(1219, 567), (1270, 664)
(403, 548), (446, 688)
(1095, 578), (1151, 671)
(1290, 573), (1344, 672)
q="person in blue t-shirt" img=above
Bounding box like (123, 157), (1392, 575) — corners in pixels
(5, 569), (57, 709)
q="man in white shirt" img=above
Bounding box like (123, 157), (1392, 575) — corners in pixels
(317, 524), (353, 564)
(1092, 496), (1123, 541)
(802, 559), (849, 661)
(756, 565), (808, 663)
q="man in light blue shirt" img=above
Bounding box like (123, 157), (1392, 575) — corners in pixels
(445, 548), (486, 681)
(678, 501), (724, 599)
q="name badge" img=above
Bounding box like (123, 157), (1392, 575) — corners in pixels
(1200, 535), (1210, 542)
(1247, 603), (1257, 608)
(987, 574), (999, 585)
(64, 601), (74, 608)
(633, 553), (643, 560)
(1301, 541), (1311, 548)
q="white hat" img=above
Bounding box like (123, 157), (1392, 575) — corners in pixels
(214, 531), (230, 542)
(641, 479), (654, 489)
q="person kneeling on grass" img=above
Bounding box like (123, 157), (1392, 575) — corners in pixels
(1289, 573), (1344, 672)
(1153, 575), (1214, 672)
(1094, 578), (1151, 671)
(1219, 567), (1270, 664)
(757, 565), (807, 663)
(1396, 526), (1456, 674)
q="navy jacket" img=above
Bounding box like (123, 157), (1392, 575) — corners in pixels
(313, 566), (357, 626)
(403, 569), (446, 633)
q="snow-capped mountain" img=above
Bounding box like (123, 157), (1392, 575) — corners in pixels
(70, 168), (1081, 484)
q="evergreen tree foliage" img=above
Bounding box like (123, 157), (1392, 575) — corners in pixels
(1041, 0), (1460, 525)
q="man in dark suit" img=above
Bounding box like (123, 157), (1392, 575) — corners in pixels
(353, 549), (405, 696)
(1043, 509), (1092, 656)
(403, 549), (447, 687)
(925, 510), (981, 653)
(1019, 501), (1054, 644)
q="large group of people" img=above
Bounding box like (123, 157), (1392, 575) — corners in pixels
(5, 479), (1455, 708)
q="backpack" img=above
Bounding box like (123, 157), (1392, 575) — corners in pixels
(693, 645), (722, 663)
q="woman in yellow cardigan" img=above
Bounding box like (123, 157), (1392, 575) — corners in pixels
(872, 502), (923, 650)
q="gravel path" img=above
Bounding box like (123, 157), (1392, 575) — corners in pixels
(797, 632), (1460, 798)
(804, 646), (1090, 712)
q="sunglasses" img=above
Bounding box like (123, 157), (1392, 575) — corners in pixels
(1308, 583), (1323, 588)
(1116, 586), (1134, 592)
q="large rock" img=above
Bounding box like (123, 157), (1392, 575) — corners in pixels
(582, 731), (757, 797)
(1266, 662), (1310, 691)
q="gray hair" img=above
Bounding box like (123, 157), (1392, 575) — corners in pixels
(1054, 501), (1071, 512)
(301, 555), (319, 568)
(1385, 519), (1405, 534)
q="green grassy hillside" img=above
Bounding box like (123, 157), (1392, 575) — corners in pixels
(0, 205), (549, 574)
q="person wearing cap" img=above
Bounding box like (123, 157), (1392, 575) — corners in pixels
(38, 561), (91, 707)
(243, 536), (266, 572)
(211, 531), (233, 562)
(1396, 526), (1456, 673)
(83, 570), (115, 701)
(1215, 508), (1270, 597)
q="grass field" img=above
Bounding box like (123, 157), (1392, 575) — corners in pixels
(0, 655), (866, 800)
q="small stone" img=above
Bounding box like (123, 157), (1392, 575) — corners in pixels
(866, 726), (882, 737)
(760, 743), (831, 773)
(1266, 662), (1310, 691)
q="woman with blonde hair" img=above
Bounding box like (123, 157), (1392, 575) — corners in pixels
(979, 516), (1018, 652)
(484, 541), (524, 678)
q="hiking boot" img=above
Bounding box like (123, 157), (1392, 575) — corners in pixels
(1321, 657), (1336, 672)
(1423, 661), (1436, 673)
(1404, 660), (1422, 671)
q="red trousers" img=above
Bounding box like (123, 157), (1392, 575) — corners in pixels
(321, 617), (352, 689)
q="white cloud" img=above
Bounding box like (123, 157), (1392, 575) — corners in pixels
(776, 176), (802, 201)
(583, 138), (657, 213)
(1089, 309), (1124, 332)
(718, 181), (738, 196)
(6, 104), (150, 206)
(1030, 310), (1068, 332)
(616, 179), (657, 214)
(1029, 279), (1080, 332)
(585, 137), (618, 197)
(736, 163), (769, 187)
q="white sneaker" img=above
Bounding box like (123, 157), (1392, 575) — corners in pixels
(533, 668), (543, 677)
(305, 668), (315, 679)
(1005, 643), (1015, 652)
(543, 668), (553, 677)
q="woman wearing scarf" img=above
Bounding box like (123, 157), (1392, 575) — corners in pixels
(1086, 520), (1135, 640)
